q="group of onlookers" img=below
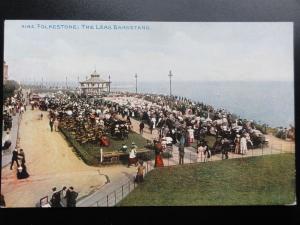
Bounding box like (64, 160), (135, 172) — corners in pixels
(50, 186), (78, 207)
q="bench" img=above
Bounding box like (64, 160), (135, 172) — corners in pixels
(101, 148), (152, 165)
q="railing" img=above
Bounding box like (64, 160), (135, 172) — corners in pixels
(92, 179), (136, 207)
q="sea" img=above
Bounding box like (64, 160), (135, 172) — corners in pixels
(111, 81), (294, 128)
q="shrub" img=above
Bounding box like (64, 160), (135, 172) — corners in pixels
(3, 80), (20, 99)
(59, 127), (98, 165)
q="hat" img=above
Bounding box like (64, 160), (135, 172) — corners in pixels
(236, 134), (240, 137)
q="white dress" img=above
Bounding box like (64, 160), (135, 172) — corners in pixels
(240, 137), (247, 154)
(151, 117), (156, 129)
(129, 149), (137, 159)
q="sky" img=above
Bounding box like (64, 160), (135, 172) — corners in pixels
(4, 20), (294, 83)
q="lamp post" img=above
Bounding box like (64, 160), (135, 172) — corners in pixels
(168, 70), (173, 96)
(108, 75), (111, 93)
(134, 73), (138, 94)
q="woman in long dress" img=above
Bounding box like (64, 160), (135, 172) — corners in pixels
(197, 143), (206, 162)
(154, 141), (164, 167)
(234, 134), (240, 154)
(17, 162), (30, 179)
(240, 135), (248, 155)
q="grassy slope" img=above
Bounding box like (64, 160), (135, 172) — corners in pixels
(119, 153), (295, 206)
(82, 131), (148, 155)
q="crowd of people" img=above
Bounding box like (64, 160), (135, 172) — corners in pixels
(50, 186), (78, 207)
(105, 93), (268, 156)
(2, 89), (26, 152)
(37, 92), (133, 146)
(28, 91), (268, 163)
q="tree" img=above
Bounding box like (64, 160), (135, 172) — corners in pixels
(3, 80), (20, 100)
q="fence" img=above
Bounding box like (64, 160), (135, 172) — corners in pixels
(83, 140), (294, 207)
(91, 179), (137, 207)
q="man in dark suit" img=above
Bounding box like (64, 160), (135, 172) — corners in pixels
(66, 187), (78, 207)
(139, 121), (145, 135)
(49, 118), (54, 132)
(50, 187), (62, 207)
(10, 148), (20, 170)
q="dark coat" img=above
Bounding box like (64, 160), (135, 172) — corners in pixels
(12, 150), (19, 160)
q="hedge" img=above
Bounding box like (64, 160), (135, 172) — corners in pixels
(59, 127), (98, 165)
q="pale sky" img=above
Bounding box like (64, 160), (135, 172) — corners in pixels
(4, 20), (294, 83)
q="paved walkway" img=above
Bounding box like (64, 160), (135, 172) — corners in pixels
(2, 112), (21, 168)
(2, 89), (28, 168)
(1, 107), (112, 207)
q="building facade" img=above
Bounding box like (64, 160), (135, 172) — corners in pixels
(79, 70), (111, 95)
(3, 61), (8, 82)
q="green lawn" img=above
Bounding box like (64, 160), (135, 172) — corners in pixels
(119, 153), (295, 206)
(60, 127), (149, 165)
(82, 132), (148, 154)
(190, 135), (216, 149)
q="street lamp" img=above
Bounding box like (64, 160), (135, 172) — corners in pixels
(108, 75), (111, 93)
(168, 70), (173, 96)
(134, 73), (138, 94)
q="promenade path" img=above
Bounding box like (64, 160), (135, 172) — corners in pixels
(1, 108), (137, 207)
(2, 111), (21, 168)
(2, 88), (28, 168)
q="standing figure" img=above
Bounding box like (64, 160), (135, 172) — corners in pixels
(149, 120), (154, 134)
(50, 187), (62, 207)
(66, 187), (78, 207)
(139, 121), (145, 135)
(49, 118), (54, 132)
(187, 126), (194, 145)
(154, 140), (164, 167)
(120, 143), (128, 153)
(240, 134), (248, 155)
(60, 186), (67, 207)
(128, 143), (138, 167)
(234, 134), (240, 154)
(135, 160), (145, 183)
(221, 138), (229, 159)
(178, 144), (185, 165)
(54, 118), (59, 132)
(17, 161), (30, 179)
(203, 141), (211, 162)
(18, 149), (26, 164)
(197, 143), (206, 162)
(151, 117), (156, 129)
(10, 148), (19, 170)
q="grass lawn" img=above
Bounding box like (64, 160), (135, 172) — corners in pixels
(190, 135), (217, 149)
(119, 153), (295, 206)
(60, 127), (149, 165)
(82, 132), (148, 154)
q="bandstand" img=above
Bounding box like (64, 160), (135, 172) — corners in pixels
(79, 70), (111, 95)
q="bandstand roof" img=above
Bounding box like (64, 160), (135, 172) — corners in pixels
(80, 70), (109, 84)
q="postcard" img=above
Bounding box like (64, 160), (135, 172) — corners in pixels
(1, 20), (295, 207)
